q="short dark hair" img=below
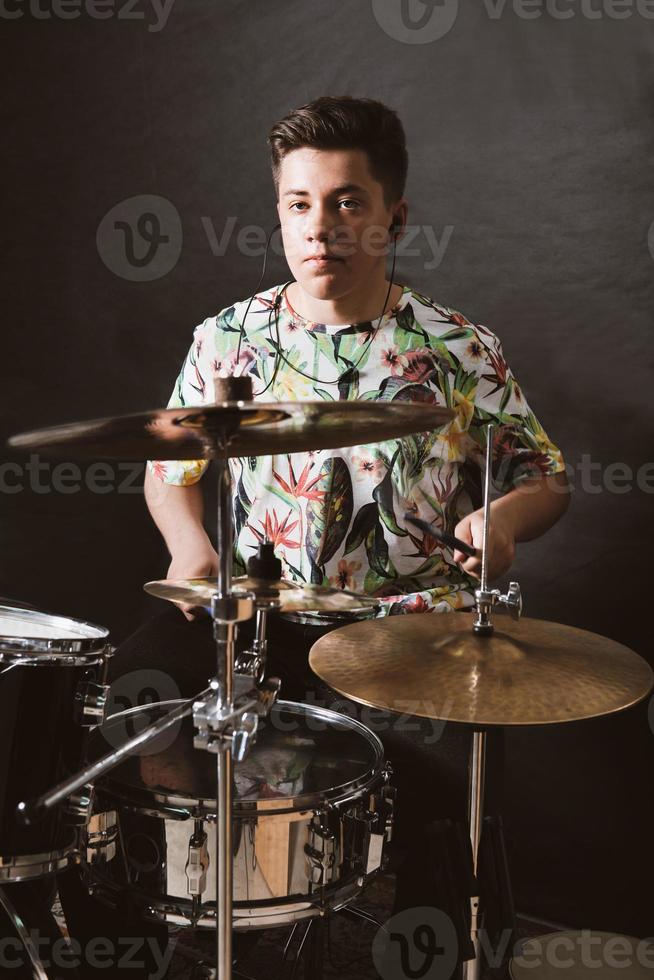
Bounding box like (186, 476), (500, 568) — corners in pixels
(268, 96), (408, 206)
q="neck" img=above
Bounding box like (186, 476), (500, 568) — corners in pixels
(287, 274), (403, 325)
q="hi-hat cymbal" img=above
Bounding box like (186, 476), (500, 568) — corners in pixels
(7, 400), (454, 461)
(308, 613), (653, 727)
(145, 576), (381, 617)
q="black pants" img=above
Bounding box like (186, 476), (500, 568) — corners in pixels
(60, 606), (503, 977)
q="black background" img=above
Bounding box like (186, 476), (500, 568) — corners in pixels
(2, 0), (653, 934)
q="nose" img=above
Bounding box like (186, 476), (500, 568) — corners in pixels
(305, 204), (336, 243)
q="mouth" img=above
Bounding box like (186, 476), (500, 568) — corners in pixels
(304, 255), (345, 267)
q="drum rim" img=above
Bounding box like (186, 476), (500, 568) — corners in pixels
(86, 858), (368, 928)
(0, 838), (78, 881)
(0, 604), (109, 662)
(97, 698), (386, 815)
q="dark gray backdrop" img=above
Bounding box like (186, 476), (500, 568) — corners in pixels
(2, 0), (653, 935)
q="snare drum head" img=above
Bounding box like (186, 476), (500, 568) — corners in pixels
(0, 604), (108, 660)
(93, 699), (384, 813)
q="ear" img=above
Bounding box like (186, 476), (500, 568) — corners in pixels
(391, 198), (409, 240)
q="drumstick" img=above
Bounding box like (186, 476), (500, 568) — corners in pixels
(404, 513), (479, 558)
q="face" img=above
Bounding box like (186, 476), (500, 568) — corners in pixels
(276, 147), (406, 303)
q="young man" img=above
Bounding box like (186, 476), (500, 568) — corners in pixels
(61, 96), (569, 977)
(145, 96), (568, 615)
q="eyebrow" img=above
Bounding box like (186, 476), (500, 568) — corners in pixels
(282, 183), (369, 197)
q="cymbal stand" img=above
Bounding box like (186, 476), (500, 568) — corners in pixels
(191, 375), (278, 980)
(464, 423), (522, 980)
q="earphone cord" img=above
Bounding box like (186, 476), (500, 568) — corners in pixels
(235, 223), (280, 368)
(255, 284), (290, 396)
(269, 238), (398, 387)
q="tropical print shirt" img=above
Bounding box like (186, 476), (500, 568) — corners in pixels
(149, 283), (565, 615)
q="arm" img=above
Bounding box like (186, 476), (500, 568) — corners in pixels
(144, 468), (218, 617)
(143, 314), (225, 613)
(450, 316), (570, 582)
(453, 470), (570, 580)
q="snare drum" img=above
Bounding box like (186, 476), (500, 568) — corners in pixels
(0, 605), (109, 881)
(85, 699), (394, 930)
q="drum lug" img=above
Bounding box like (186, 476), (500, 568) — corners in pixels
(305, 820), (336, 887)
(85, 810), (118, 865)
(346, 808), (388, 876)
(373, 771), (397, 846)
(363, 821), (385, 875)
(65, 783), (95, 825)
(348, 770), (395, 875)
(185, 821), (210, 899)
(74, 681), (111, 726)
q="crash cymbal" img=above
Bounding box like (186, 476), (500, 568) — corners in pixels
(7, 400), (454, 461)
(144, 576), (381, 617)
(308, 613), (653, 727)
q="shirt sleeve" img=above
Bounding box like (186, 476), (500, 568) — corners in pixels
(146, 315), (219, 487)
(467, 325), (566, 494)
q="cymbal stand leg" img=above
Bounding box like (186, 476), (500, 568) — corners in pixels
(463, 729), (487, 980)
(338, 904), (387, 932)
(0, 886), (48, 980)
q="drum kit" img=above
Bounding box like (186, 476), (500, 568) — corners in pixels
(3, 374), (652, 980)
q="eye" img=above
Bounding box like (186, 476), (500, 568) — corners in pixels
(289, 202), (308, 212)
(338, 199), (360, 211)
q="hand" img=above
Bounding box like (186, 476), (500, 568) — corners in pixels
(167, 540), (219, 621)
(452, 506), (516, 582)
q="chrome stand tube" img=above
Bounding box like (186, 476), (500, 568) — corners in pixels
(254, 608), (268, 664)
(216, 455), (233, 597)
(216, 743), (232, 977)
(214, 453), (235, 980)
(480, 435), (492, 594)
(198, 380), (275, 980)
(473, 423), (495, 635)
(463, 730), (487, 980)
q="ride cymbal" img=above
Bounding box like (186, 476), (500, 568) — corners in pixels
(308, 613), (653, 727)
(8, 400), (454, 461)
